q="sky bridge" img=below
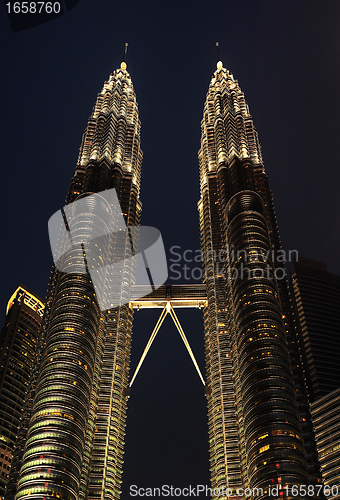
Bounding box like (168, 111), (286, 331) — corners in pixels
(129, 284), (207, 388)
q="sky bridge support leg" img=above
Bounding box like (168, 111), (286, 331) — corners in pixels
(129, 301), (205, 388)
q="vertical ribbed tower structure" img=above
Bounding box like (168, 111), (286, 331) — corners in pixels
(0, 287), (44, 497)
(13, 61), (142, 500)
(198, 61), (320, 498)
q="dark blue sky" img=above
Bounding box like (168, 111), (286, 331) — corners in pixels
(1, 0), (340, 495)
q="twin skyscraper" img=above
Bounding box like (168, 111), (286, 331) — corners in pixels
(4, 58), (321, 500)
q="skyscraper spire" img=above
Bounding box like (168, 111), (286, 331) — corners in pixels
(216, 41), (220, 62)
(120, 43), (128, 70)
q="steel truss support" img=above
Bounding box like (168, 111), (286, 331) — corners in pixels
(129, 301), (205, 387)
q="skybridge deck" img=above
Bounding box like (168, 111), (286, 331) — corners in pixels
(130, 283), (207, 309)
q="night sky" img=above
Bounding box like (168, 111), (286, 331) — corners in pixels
(1, 1), (340, 496)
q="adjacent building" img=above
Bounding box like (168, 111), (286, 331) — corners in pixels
(290, 257), (340, 403)
(290, 258), (340, 498)
(311, 389), (340, 499)
(0, 286), (44, 497)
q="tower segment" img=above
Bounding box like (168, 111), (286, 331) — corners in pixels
(198, 61), (320, 498)
(13, 62), (142, 500)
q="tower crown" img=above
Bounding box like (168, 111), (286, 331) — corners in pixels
(77, 64), (142, 184)
(199, 61), (263, 177)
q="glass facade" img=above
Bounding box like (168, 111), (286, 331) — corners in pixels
(290, 259), (340, 498)
(311, 389), (340, 499)
(290, 258), (340, 403)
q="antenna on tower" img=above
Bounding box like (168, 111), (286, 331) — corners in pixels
(216, 42), (220, 62)
(121, 43), (128, 70)
(216, 42), (223, 70)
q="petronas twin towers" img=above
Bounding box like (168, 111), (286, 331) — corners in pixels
(6, 57), (321, 500)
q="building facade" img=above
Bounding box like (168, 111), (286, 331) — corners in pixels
(290, 257), (340, 403)
(8, 62), (142, 500)
(311, 389), (340, 500)
(290, 259), (340, 498)
(0, 286), (44, 497)
(198, 61), (321, 497)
